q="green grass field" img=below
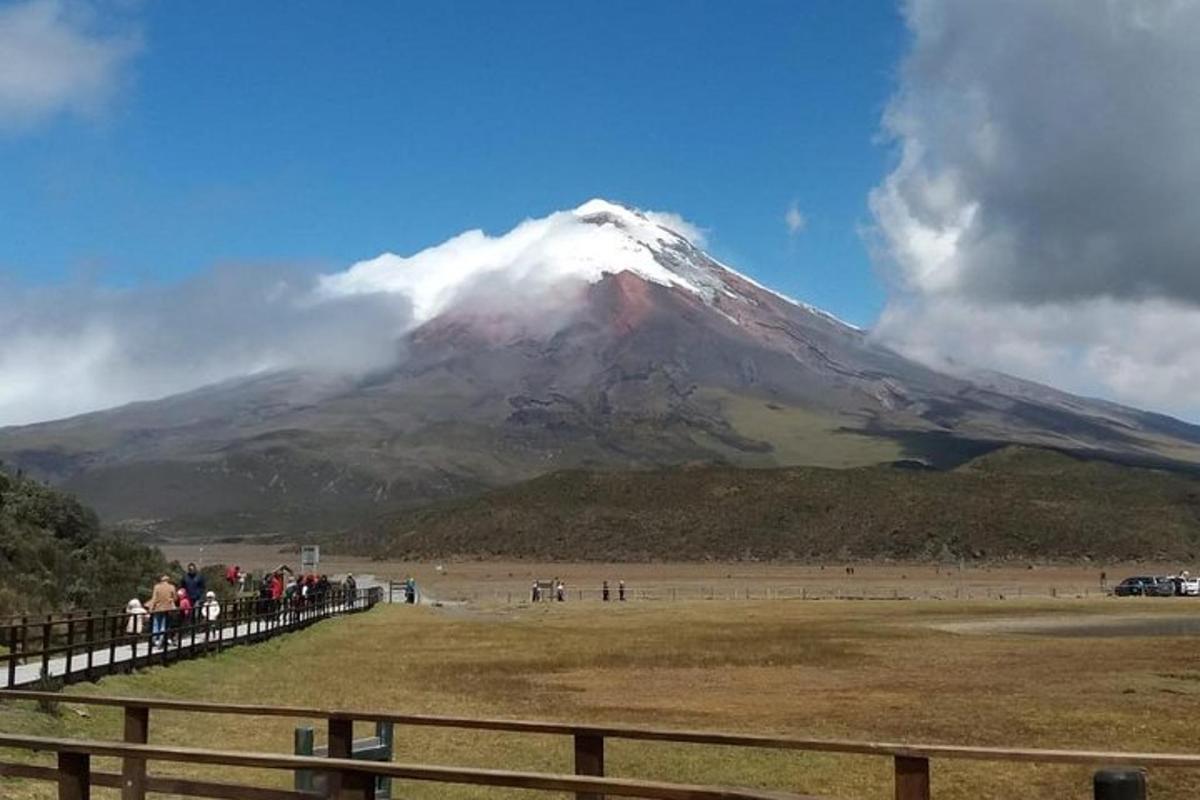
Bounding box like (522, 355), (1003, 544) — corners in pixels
(3, 598), (1200, 799)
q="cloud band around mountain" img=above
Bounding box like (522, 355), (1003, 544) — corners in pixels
(869, 0), (1200, 419)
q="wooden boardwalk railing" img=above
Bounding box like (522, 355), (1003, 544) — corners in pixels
(1, 588), (383, 688)
(0, 691), (1195, 799)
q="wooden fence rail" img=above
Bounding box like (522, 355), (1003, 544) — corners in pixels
(0, 732), (814, 800)
(1, 588), (383, 689)
(0, 690), (1194, 799)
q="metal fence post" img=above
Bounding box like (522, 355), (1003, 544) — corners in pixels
(294, 725), (315, 793)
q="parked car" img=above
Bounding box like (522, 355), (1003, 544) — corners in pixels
(1148, 578), (1177, 597)
(1161, 575), (1200, 594)
(1114, 576), (1174, 597)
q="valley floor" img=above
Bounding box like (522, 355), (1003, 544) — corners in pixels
(4, 597), (1200, 799)
(165, 543), (1164, 602)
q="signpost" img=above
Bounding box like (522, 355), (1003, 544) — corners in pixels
(301, 545), (320, 574)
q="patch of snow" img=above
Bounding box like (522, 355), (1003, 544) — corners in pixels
(318, 198), (855, 332)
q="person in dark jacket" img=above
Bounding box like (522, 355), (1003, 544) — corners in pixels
(181, 563), (206, 608)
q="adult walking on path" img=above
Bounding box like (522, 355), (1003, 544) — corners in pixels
(148, 574), (177, 648)
(182, 562), (207, 609)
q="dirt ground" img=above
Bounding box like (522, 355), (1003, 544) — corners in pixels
(163, 543), (1174, 603)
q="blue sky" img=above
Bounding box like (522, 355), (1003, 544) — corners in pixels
(9, 1), (1195, 425)
(0, 1), (904, 327)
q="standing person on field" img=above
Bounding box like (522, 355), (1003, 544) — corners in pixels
(182, 562), (206, 609)
(619, 580), (626, 601)
(344, 573), (358, 607)
(148, 574), (176, 648)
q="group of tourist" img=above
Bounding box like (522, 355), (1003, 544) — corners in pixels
(124, 563), (362, 649)
(530, 579), (627, 602)
(601, 580), (627, 602)
(256, 570), (335, 604)
(124, 563), (221, 647)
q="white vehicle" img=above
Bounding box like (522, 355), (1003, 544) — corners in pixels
(1178, 576), (1200, 596)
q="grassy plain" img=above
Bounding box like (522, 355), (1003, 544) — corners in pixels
(4, 598), (1200, 799)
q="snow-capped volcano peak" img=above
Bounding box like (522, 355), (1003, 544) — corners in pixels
(317, 198), (855, 332)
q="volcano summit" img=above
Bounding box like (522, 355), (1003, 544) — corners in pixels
(3, 200), (1200, 537)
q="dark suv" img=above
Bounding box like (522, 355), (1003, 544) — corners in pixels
(1114, 576), (1174, 597)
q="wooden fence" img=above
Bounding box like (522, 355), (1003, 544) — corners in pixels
(1, 588), (383, 689)
(437, 583), (1117, 605)
(1, 691), (1195, 799)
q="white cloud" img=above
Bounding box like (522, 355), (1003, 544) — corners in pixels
(0, 0), (141, 128)
(875, 296), (1200, 421)
(0, 267), (412, 426)
(784, 203), (806, 235)
(0, 200), (710, 426)
(869, 0), (1200, 420)
(641, 209), (708, 247)
(320, 200), (710, 324)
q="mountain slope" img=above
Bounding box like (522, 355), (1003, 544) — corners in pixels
(3, 200), (1200, 538)
(338, 447), (1200, 562)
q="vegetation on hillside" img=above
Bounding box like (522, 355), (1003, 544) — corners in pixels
(339, 447), (1200, 562)
(0, 464), (168, 617)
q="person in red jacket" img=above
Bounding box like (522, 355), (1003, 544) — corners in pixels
(270, 572), (283, 601)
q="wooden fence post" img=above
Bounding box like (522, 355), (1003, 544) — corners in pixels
(6, 624), (16, 687)
(65, 615), (76, 678)
(326, 715), (355, 798)
(85, 615), (96, 681)
(108, 614), (118, 675)
(58, 751), (91, 800)
(339, 769), (377, 800)
(574, 733), (605, 800)
(894, 756), (930, 800)
(40, 617), (51, 680)
(121, 705), (149, 800)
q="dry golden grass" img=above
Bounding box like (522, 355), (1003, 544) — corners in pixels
(4, 598), (1200, 799)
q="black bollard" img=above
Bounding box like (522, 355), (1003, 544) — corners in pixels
(1094, 768), (1146, 800)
